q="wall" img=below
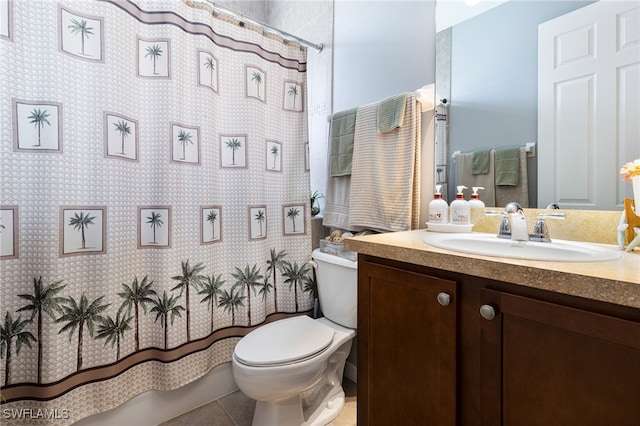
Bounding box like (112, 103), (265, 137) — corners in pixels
(333, 0), (436, 112)
(332, 0), (437, 227)
(447, 0), (594, 203)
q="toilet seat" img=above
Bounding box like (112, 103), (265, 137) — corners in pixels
(234, 316), (335, 367)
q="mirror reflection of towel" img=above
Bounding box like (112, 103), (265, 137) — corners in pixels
(471, 149), (490, 175)
(495, 147), (520, 186)
(495, 147), (529, 207)
(455, 151), (496, 207)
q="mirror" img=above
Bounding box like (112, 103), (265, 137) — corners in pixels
(435, 0), (609, 208)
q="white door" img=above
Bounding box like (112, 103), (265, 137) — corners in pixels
(538, 0), (640, 210)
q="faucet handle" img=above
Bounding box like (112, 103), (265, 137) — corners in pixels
(497, 215), (511, 239)
(485, 210), (512, 238)
(536, 212), (566, 220)
(530, 213), (565, 242)
(531, 218), (551, 242)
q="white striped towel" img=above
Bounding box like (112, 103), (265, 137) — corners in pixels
(349, 93), (421, 232)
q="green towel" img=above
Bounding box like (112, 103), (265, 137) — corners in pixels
(377, 93), (408, 133)
(329, 108), (358, 177)
(495, 147), (520, 186)
(471, 149), (490, 175)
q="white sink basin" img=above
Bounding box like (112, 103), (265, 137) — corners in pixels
(423, 232), (622, 262)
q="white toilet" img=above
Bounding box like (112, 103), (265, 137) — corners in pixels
(232, 248), (357, 426)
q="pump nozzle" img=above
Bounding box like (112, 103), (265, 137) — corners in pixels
(455, 185), (467, 200)
(435, 184), (442, 194)
(470, 186), (484, 201)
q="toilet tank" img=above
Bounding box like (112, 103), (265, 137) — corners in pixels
(311, 248), (357, 329)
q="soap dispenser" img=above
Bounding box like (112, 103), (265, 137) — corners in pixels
(469, 187), (485, 225)
(450, 185), (470, 225)
(469, 187), (485, 208)
(428, 185), (449, 223)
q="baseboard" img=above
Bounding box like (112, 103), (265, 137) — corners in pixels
(76, 363), (237, 426)
(344, 360), (357, 383)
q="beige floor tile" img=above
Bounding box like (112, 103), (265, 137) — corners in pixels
(218, 390), (256, 426)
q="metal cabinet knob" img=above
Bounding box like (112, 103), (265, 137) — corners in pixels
(480, 304), (496, 320)
(437, 292), (451, 306)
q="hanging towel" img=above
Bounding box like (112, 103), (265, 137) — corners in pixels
(377, 92), (409, 133)
(495, 147), (520, 186)
(455, 151), (496, 207)
(350, 93), (421, 232)
(495, 147), (529, 207)
(329, 107), (357, 177)
(322, 174), (367, 232)
(471, 149), (491, 175)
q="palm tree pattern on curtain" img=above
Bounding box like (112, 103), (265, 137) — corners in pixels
(68, 211), (95, 250)
(114, 120), (131, 155)
(225, 137), (242, 165)
(67, 18), (93, 56)
(146, 211), (163, 244)
(287, 84), (299, 109)
(145, 44), (162, 75)
(206, 209), (218, 240)
(16, 277), (66, 384)
(0, 0), (311, 420)
(27, 108), (50, 147)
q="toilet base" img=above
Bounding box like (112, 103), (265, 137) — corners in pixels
(252, 383), (345, 426)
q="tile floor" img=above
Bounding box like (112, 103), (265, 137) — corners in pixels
(161, 378), (356, 426)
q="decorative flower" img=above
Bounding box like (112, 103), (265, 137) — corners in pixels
(620, 159), (640, 181)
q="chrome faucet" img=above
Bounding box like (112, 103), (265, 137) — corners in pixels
(502, 202), (530, 241)
(488, 202), (528, 240)
(530, 212), (566, 242)
(488, 202), (566, 242)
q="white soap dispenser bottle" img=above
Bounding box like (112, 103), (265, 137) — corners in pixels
(450, 185), (470, 225)
(428, 185), (449, 224)
(469, 186), (485, 225)
(469, 186), (485, 208)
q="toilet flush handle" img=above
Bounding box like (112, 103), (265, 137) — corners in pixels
(309, 260), (318, 270)
(437, 292), (451, 307)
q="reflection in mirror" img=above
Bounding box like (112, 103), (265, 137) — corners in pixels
(436, 0), (618, 208)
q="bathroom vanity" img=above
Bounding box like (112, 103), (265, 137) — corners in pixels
(345, 230), (640, 426)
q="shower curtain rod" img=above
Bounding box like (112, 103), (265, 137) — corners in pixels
(201, 1), (324, 52)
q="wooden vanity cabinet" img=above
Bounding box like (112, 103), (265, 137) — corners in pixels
(480, 288), (640, 426)
(357, 258), (457, 426)
(357, 254), (640, 426)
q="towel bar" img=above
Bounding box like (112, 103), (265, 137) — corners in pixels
(452, 143), (536, 162)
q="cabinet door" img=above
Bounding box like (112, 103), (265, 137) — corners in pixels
(358, 260), (457, 426)
(481, 289), (640, 426)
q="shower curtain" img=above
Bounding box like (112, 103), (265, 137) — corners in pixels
(0, 0), (311, 422)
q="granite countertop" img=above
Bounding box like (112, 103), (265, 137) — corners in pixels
(344, 230), (640, 309)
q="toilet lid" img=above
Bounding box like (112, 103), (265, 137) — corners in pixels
(234, 316), (335, 367)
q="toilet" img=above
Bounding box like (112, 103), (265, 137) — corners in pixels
(232, 248), (357, 426)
